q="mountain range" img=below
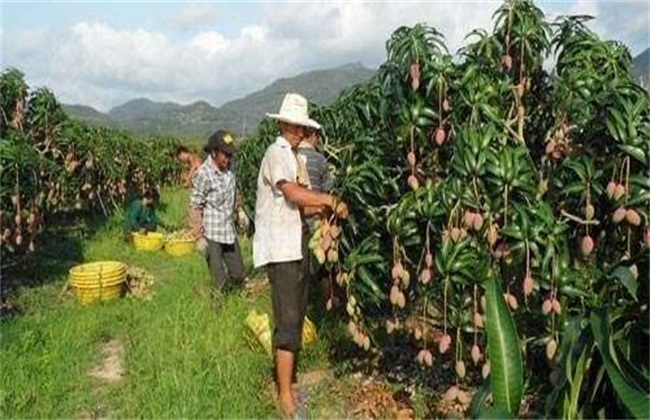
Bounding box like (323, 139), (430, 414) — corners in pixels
(633, 48), (649, 88)
(64, 49), (649, 138)
(63, 62), (376, 139)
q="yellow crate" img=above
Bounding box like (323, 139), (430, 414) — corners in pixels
(165, 239), (195, 257)
(132, 232), (164, 251)
(69, 261), (125, 277)
(68, 261), (126, 304)
(71, 274), (125, 287)
(73, 284), (125, 304)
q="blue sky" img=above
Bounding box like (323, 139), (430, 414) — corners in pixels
(1, 1), (648, 112)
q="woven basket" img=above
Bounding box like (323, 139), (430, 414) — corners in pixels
(69, 261), (126, 304)
(132, 232), (164, 251)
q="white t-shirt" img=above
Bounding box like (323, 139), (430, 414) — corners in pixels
(253, 136), (304, 267)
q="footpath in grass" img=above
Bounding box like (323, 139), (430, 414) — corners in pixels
(0, 188), (337, 418)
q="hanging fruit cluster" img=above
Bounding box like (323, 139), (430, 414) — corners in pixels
(309, 217), (343, 264)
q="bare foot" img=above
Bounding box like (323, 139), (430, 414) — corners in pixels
(278, 393), (296, 419)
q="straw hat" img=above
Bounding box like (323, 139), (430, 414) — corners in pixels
(266, 93), (321, 129)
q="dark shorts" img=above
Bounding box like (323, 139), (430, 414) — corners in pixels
(268, 259), (309, 353)
(267, 230), (310, 353)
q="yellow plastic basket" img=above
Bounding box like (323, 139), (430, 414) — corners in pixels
(302, 316), (318, 346)
(165, 239), (195, 257)
(74, 285), (124, 304)
(69, 261), (126, 304)
(71, 273), (125, 287)
(245, 310), (318, 357)
(70, 261), (125, 278)
(132, 232), (164, 251)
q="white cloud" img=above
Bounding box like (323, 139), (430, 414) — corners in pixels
(168, 3), (219, 31)
(64, 22), (171, 83)
(264, 0), (498, 68)
(2, 1), (646, 112)
(188, 31), (229, 56)
(241, 25), (267, 42)
(569, 0), (599, 17)
(5, 20), (290, 111)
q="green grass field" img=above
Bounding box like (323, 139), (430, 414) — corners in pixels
(0, 188), (338, 418)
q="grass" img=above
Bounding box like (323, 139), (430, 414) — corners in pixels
(0, 187), (332, 418)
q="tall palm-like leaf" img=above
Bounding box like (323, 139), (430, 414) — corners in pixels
(591, 309), (650, 419)
(484, 271), (523, 417)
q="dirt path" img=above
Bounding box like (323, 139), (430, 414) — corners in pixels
(88, 339), (124, 383)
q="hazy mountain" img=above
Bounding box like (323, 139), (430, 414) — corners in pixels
(633, 48), (649, 88)
(113, 100), (226, 137)
(62, 104), (117, 127)
(64, 63), (376, 138)
(219, 62), (376, 135)
(108, 98), (181, 121)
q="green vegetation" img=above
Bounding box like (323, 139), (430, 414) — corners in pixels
(2, 1), (649, 418)
(0, 188), (332, 418)
(236, 1), (649, 417)
(0, 67), (182, 259)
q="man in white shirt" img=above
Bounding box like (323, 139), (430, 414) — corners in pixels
(254, 93), (347, 418)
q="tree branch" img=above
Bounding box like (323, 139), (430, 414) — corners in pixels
(560, 209), (600, 225)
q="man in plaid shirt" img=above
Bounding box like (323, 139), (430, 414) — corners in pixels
(189, 130), (245, 300)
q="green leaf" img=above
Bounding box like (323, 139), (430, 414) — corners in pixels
(500, 226), (523, 241)
(563, 182), (588, 195)
(469, 378), (493, 418)
(565, 339), (591, 419)
(591, 310), (650, 419)
(357, 266), (386, 300)
(477, 406), (513, 419)
(606, 107), (627, 141)
(618, 144), (648, 165)
(484, 273), (523, 417)
(610, 266), (638, 300)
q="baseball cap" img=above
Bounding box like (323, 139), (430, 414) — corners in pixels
(204, 130), (236, 155)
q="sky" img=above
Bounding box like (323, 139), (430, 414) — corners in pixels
(1, 1), (648, 112)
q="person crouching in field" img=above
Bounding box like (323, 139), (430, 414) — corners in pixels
(123, 186), (164, 242)
(176, 146), (203, 187)
(254, 92), (348, 418)
(189, 130), (246, 304)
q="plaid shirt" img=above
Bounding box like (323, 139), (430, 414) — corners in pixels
(190, 158), (236, 244)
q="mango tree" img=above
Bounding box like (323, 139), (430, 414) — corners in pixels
(238, 0), (648, 417)
(0, 68), (183, 257)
